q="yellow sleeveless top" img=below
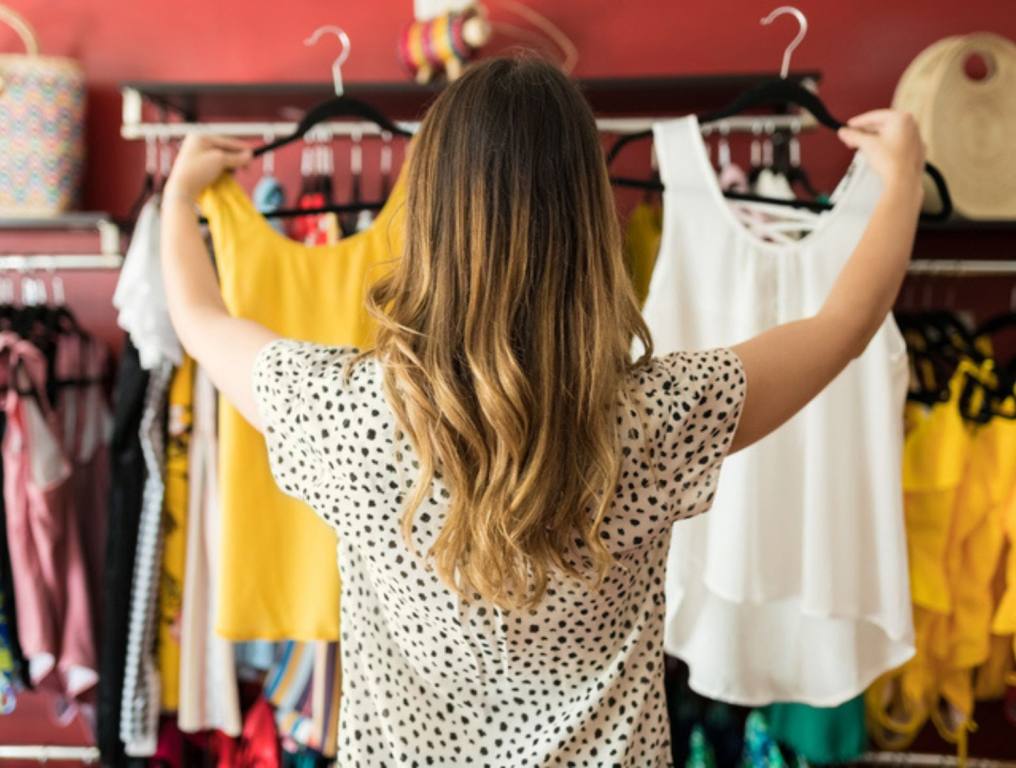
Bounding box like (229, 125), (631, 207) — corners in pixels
(158, 354), (194, 709)
(869, 354), (1016, 755)
(199, 172), (406, 640)
(623, 202), (661, 308)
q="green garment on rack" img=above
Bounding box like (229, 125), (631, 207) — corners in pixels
(761, 695), (867, 765)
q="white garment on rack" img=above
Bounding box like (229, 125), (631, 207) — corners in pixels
(178, 368), (242, 736)
(113, 196), (182, 371)
(644, 116), (914, 707)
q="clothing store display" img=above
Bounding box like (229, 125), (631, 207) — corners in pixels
(158, 356), (194, 712)
(866, 328), (1016, 754)
(197, 169), (407, 641)
(646, 116), (913, 707)
(623, 201), (662, 308)
(120, 360), (172, 757)
(113, 196), (183, 371)
(252, 338), (746, 765)
(177, 367), (242, 736)
(98, 337), (150, 764)
(762, 697), (867, 764)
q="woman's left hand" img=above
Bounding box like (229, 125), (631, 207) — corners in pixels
(164, 134), (253, 203)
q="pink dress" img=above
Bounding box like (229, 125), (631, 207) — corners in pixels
(1, 333), (98, 701)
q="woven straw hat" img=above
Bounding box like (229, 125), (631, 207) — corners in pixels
(894, 33), (1016, 219)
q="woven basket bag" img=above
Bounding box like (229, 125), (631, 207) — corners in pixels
(0, 4), (85, 216)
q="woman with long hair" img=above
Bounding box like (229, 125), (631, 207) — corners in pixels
(161, 57), (925, 766)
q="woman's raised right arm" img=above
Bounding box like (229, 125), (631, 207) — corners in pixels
(730, 109), (926, 454)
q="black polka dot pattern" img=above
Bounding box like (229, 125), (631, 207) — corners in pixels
(252, 340), (746, 767)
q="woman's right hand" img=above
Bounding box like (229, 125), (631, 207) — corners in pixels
(164, 135), (253, 204)
(838, 109), (926, 195)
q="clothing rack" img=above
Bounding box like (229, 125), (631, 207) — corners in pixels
(907, 259), (1016, 276)
(120, 112), (815, 142)
(0, 217), (124, 271)
(0, 254), (124, 271)
(861, 752), (1016, 768)
(0, 745), (100, 763)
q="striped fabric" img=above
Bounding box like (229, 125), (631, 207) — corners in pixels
(265, 641), (341, 757)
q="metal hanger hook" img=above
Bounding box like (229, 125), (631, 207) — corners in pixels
(305, 26), (351, 96)
(760, 6), (808, 79)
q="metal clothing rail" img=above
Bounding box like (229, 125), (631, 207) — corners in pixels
(120, 113), (816, 142)
(861, 751), (1016, 768)
(0, 744), (100, 763)
(0, 254), (125, 271)
(908, 259), (1016, 276)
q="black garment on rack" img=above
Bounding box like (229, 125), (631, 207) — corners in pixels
(97, 337), (150, 768)
(0, 411), (30, 690)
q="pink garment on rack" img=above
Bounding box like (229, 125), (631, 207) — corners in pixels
(55, 334), (111, 640)
(1, 332), (98, 701)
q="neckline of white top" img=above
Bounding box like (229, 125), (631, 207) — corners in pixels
(674, 114), (870, 256)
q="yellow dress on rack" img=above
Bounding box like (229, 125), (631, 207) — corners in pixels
(622, 202), (661, 308)
(978, 387), (1016, 696)
(866, 359), (972, 750)
(198, 171), (406, 640)
(868, 354), (1016, 756)
(158, 355), (194, 710)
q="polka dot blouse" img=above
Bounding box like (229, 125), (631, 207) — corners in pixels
(253, 339), (746, 767)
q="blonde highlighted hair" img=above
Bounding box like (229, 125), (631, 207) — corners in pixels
(365, 56), (652, 609)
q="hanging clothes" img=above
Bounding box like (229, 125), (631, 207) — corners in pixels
(866, 343), (1016, 755)
(623, 201), (662, 308)
(57, 334), (113, 642)
(761, 696), (867, 765)
(265, 640), (341, 758)
(0, 333), (98, 701)
(253, 175), (288, 236)
(97, 338), (150, 764)
(177, 367), (241, 736)
(644, 116), (914, 707)
(113, 196), (183, 371)
(158, 355), (194, 712)
(197, 168), (407, 641)
(120, 359), (172, 757)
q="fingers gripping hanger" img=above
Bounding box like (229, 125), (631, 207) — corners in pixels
(252, 26), (412, 158)
(607, 6), (953, 221)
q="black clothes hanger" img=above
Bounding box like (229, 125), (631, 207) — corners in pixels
(975, 312), (1016, 342)
(252, 97), (412, 158)
(607, 82), (954, 221)
(608, 8), (952, 220)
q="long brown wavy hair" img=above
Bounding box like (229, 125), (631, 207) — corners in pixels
(365, 56), (652, 609)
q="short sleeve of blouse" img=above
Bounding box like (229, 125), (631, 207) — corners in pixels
(252, 338), (357, 506)
(641, 347), (747, 524)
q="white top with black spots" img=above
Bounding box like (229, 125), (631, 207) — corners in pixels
(253, 339), (746, 767)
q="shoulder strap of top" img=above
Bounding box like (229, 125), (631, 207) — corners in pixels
(651, 116), (707, 191)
